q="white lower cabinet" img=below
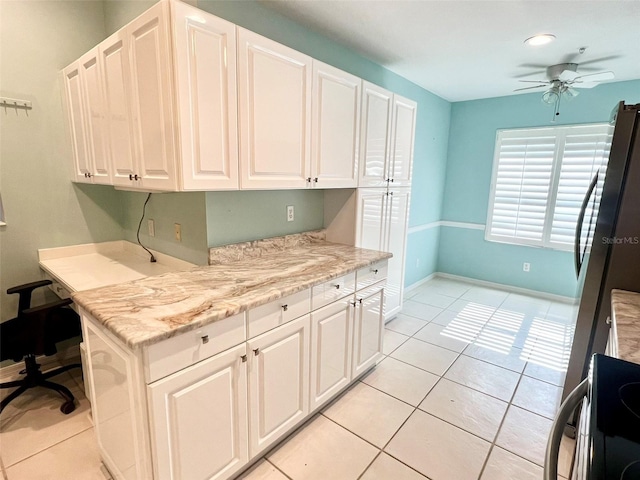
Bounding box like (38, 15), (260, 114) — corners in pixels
(81, 261), (387, 480)
(310, 298), (353, 410)
(352, 284), (385, 377)
(147, 344), (249, 480)
(247, 315), (310, 458)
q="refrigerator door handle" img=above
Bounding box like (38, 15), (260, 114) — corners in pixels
(544, 378), (589, 480)
(574, 171), (599, 278)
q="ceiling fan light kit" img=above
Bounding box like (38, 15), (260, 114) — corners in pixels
(515, 61), (615, 122)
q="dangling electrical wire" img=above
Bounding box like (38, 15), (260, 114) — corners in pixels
(137, 192), (156, 263)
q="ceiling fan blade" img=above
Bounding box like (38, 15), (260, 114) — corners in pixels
(559, 70), (579, 81)
(578, 55), (622, 66)
(573, 71), (615, 82)
(571, 81), (600, 89)
(518, 80), (549, 84)
(514, 85), (548, 92)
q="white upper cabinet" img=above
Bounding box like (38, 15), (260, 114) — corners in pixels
(100, 32), (137, 188)
(359, 82), (393, 188)
(389, 95), (417, 187)
(62, 48), (111, 184)
(172, 1), (238, 190)
(127, 1), (177, 191)
(359, 82), (417, 188)
(310, 61), (360, 188)
(238, 28), (312, 190)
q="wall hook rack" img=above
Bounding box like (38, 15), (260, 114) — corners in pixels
(0, 97), (33, 110)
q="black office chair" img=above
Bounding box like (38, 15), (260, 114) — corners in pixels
(0, 280), (82, 415)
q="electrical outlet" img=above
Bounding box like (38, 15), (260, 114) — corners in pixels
(148, 219), (155, 237)
(523, 262), (530, 272)
(287, 205), (294, 222)
(174, 223), (182, 242)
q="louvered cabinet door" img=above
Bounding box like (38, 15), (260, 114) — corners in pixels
(389, 94), (417, 187)
(359, 82), (392, 188)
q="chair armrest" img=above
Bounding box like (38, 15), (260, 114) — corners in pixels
(22, 298), (73, 316)
(7, 279), (52, 295)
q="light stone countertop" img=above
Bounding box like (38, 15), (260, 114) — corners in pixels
(72, 242), (391, 350)
(611, 289), (640, 364)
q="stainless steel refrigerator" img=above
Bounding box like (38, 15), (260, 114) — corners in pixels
(563, 102), (640, 402)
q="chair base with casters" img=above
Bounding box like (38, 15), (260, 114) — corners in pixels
(0, 280), (83, 415)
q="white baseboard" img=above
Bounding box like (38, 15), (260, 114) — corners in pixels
(0, 344), (81, 382)
(404, 272), (437, 294)
(435, 272), (577, 304)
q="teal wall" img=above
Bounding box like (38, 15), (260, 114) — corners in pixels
(206, 190), (324, 246)
(199, 1), (452, 281)
(439, 80), (640, 297)
(0, 1), (124, 321)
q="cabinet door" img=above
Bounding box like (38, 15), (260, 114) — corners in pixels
(355, 188), (386, 251)
(80, 49), (110, 185)
(358, 82), (392, 188)
(101, 32), (137, 188)
(127, 1), (177, 190)
(248, 315), (309, 458)
(389, 95), (417, 186)
(172, 2), (239, 191)
(310, 299), (353, 410)
(352, 286), (384, 378)
(238, 28), (311, 189)
(62, 61), (92, 183)
(84, 319), (150, 480)
(148, 344), (249, 480)
(310, 61), (360, 189)
(384, 188), (411, 319)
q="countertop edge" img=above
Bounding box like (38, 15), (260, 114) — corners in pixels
(73, 246), (392, 350)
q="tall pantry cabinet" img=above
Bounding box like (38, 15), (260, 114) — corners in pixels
(355, 81), (417, 320)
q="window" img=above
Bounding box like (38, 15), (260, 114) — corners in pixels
(486, 123), (614, 250)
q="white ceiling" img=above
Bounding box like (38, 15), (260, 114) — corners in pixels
(260, 0), (640, 102)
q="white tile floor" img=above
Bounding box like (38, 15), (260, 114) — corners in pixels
(0, 277), (578, 480)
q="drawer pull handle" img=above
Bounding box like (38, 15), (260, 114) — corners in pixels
(334, 284), (341, 289)
(282, 304), (288, 312)
(606, 316), (612, 325)
(254, 348), (260, 356)
(241, 355), (247, 363)
(201, 335), (209, 344)
(371, 269), (379, 274)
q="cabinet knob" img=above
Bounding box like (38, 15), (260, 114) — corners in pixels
(201, 335), (209, 344)
(306, 177), (312, 183)
(87, 172), (92, 178)
(253, 348), (260, 356)
(371, 269), (378, 274)
(606, 316), (612, 325)
(351, 300), (358, 307)
(282, 304), (288, 312)
(135, 174), (139, 181)
(358, 298), (363, 304)
(129, 174), (133, 180)
(334, 284), (341, 289)
(129, 174), (139, 181)
(241, 355), (247, 363)
(313, 177), (318, 183)
(390, 178), (394, 183)
(389, 191), (394, 196)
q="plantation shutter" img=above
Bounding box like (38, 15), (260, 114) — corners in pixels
(486, 123), (613, 250)
(548, 125), (614, 246)
(486, 130), (556, 245)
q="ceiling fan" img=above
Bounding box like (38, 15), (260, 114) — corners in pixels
(515, 63), (615, 121)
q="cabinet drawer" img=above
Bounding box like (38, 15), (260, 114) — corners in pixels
(144, 312), (246, 383)
(356, 261), (388, 291)
(311, 272), (356, 311)
(248, 289), (310, 339)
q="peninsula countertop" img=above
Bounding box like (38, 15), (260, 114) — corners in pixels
(72, 242), (391, 350)
(611, 289), (640, 364)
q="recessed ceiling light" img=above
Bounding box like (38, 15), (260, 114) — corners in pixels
(524, 34), (556, 46)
